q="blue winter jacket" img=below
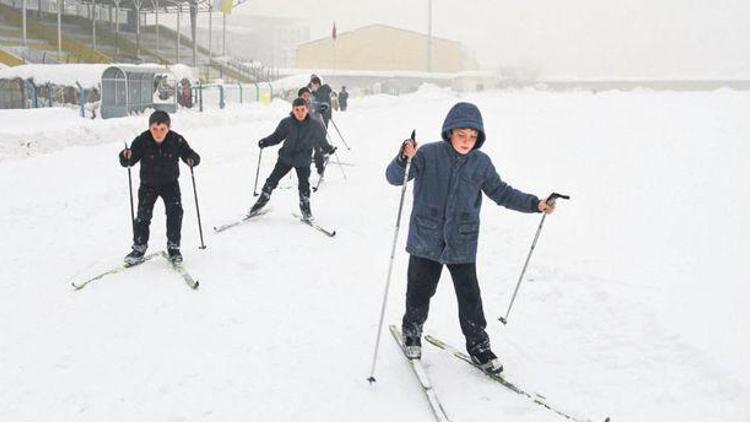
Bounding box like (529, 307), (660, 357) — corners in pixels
(385, 103), (540, 264)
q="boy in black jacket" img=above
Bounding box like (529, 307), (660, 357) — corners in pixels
(249, 98), (336, 221)
(309, 76), (332, 128)
(119, 111), (200, 264)
(298, 86), (330, 176)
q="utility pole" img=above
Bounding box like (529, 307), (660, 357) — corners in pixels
(22, 0), (28, 46)
(57, 0), (62, 59)
(427, 0), (432, 72)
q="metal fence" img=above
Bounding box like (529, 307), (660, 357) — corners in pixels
(191, 82), (275, 111)
(1, 78), (282, 114)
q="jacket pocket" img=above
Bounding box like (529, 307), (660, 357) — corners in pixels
(415, 215), (439, 230)
(458, 222), (479, 235)
(409, 215), (443, 254)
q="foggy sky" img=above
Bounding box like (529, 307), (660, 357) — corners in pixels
(234, 0), (750, 79)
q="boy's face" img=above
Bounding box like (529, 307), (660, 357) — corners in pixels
(450, 128), (478, 155)
(310, 83), (320, 92)
(149, 123), (170, 143)
(293, 104), (308, 121)
(301, 92), (311, 103)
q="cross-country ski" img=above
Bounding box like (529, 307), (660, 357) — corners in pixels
(71, 252), (162, 290)
(390, 325), (452, 422)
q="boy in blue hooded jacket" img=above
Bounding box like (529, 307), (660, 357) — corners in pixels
(385, 102), (555, 373)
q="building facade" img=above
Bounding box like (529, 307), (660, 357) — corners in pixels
(296, 24), (477, 73)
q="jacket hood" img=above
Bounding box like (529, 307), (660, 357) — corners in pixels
(441, 102), (486, 149)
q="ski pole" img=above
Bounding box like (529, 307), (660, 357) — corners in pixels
(498, 192), (570, 325)
(324, 132), (347, 181)
(332, 149), (347, 180)
(367, 129), (415, 384)
(329, 117), (351, 150)
(124, 141), (135, 236)
(312, 169), (325, 193)
(189, 165), (207, 250)
(253, 147), (263, 197)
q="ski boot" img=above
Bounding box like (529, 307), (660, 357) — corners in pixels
(248, 191), (271, 217)
(299, 195), (313, 222)
(469, 347), (503, 374)
(167, 245), (183, 263)
(124, 244), (147, 266)
(403, 335), (422, 359)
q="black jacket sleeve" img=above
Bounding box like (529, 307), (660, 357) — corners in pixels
(119, 135), (144, 167)
(260, 119), (288, 147)
(177, 135), (200, 166)
(314, 124), (335, 154)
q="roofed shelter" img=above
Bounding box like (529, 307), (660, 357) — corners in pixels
(101, 64), (175, 118)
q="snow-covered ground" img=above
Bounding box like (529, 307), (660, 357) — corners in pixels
(1, 86), (748, 421)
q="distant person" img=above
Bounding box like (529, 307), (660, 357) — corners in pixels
(177, 78), (193, 108)
(297, 87), (320, 121)
(299, 86), (332, 177)
(338, 86), (349, 111)
(331, 91), (339, 111)
(309, 76), (332, 128)
(119, 111), (200, 264)
(86, 87), (101, 119)
(306, 74), (319, 90)
(248, 98), (336, 221)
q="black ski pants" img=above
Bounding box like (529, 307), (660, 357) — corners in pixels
(262, 160), (311, 199)
(133, 181), (183, 249)
(402, 255), (491, 354)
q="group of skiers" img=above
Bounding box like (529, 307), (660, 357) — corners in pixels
(117, 76), (556, 374)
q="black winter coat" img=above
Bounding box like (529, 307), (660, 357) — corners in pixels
(260, 113), (334, 167)
(338, 90), (349, 108)
(312, 84), (333, 120)
(119, 130), (200, 186)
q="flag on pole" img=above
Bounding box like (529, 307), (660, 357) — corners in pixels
(215, 0), (232, 15)
(332, 22), (337, 40)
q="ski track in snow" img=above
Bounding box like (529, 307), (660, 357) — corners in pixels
(1, 86), (748, 421)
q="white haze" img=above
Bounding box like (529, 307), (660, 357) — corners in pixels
(235, 0), (750, 79)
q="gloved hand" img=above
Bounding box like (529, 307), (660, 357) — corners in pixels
(325, 146), (338, 156)
(399, 139), (417, 161)
(318, 103), (330, 113)
(258, 139), (266, 149)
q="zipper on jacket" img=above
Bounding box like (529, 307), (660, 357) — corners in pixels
(442, 152), (467, 258)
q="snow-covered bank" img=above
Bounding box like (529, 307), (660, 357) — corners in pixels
(0, 63), (197, 89)
(0, 100), (290, 162)
(0, 87), (748, 421)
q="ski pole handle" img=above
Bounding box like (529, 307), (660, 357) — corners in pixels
(546, 192), (570, 206)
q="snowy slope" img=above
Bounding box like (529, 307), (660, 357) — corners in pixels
(0, 86), (748, 421)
